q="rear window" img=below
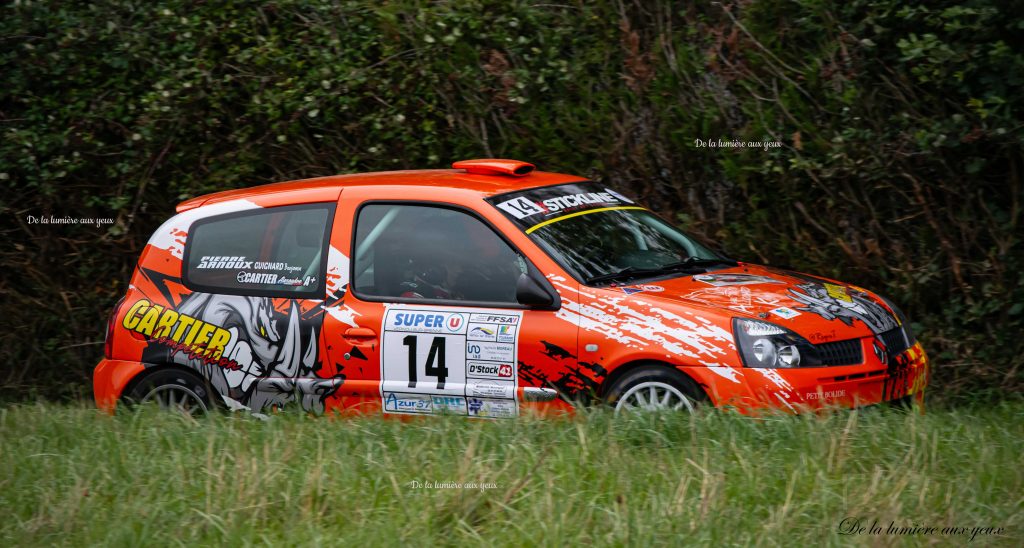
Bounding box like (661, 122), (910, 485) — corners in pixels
(183, 203), (334, 297)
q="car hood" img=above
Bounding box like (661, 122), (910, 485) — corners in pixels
(618, 264), (901, 343)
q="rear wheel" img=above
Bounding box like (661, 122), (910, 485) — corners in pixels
(604, 365), (707, 413)
(124, 368), (216, 416)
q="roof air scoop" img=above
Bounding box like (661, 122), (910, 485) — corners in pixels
(452, 158), (535, 177)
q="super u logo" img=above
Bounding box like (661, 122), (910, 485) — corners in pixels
(392, 313), (445, 328)
(446, 314), (465, 332)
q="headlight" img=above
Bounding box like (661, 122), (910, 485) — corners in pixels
(733, 318), (822, 368)
(879, 295), (916, 346)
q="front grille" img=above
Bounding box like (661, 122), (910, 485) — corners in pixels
(816, 339), (863, 366)
(878, 326), (909, 356)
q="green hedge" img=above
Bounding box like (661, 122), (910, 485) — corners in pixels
(2, 0), (1021, 402)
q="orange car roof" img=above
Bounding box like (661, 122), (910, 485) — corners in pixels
(176, 160), (588, 213)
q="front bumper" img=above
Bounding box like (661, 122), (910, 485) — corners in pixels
(708, 341), (930, 412)
(788, 342), (930, 409)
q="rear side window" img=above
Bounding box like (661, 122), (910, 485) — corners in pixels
(183, 203), (334, 298)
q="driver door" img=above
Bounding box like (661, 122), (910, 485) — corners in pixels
(324, 189), (572, 418)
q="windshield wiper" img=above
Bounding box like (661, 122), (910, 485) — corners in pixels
(585, 257), (738, 286)
(656, 257), (738, 272)
(585, 266), (662, 286)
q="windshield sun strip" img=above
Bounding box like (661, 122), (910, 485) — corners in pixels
(524, 206), (647, 234)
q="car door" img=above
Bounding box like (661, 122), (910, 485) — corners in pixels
(324, 187), (572, 418)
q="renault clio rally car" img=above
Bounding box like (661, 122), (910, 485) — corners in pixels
(94, 159), (929, 417)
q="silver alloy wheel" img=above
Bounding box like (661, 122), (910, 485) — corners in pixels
(139, 385), (208, 415)
(615, 381), (695, 413)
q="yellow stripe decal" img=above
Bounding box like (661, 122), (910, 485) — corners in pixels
(525, 206), (646, 234)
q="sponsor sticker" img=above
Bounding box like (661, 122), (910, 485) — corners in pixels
(431, 395), (468, 415)
(236, 271), (279, 285)
(445, 314), (465, 332)
(496, 190), (627, 221)
(466, 341), (515, 362)
(496, 324), (516, 343)
(621, 284), (665, 295)
(121, 298), (238, 368)
(469, 313), (520, 325)
(235, 272), (318, 287)
(488, 183), (639, 229)
(384, 392), (434, 414)
(770, 306), (801, 319)
(380, 307), (521, 417)
(198, 256), (304, 273)
(275, 275), (316, 287)
(824, 283), (852, 303)
(804, 389), (846, 400)
(467, 361), (514, 379)
(386, 311), (468, 334)
(467, 324), (497, 341)
(197, 256), (252, 269)
(466, 380), (515, 399)
(467, 397), (518, 419)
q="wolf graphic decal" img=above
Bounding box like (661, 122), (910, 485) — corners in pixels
(787, 282), (898, 334)
(143, 292), (343, 413)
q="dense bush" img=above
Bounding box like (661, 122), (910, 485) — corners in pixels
(1, 1), (1021, 402)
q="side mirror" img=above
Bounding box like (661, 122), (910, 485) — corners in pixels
(516, 272), (557, 309)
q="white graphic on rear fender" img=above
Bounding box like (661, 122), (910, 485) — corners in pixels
(146, 293), (343, 413)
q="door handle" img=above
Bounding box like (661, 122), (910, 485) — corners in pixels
(343, 327), (378, 344)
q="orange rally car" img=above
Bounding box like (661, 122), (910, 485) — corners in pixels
(94, 159), (928, 417)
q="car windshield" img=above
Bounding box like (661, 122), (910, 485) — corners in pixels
(487, 182), (728, 286)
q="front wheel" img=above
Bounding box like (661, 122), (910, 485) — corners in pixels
(123, 368), (216, 416)
(604, 365), (707, 413)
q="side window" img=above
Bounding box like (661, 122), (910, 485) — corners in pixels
(184, 204), (333, 297)
(353, 204), (526, 304)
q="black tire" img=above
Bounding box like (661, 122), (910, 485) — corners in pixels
(123, 367), (218, 415)
(604, 364), (708, 412)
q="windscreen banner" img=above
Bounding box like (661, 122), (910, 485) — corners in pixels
(486, 182), (640, 233)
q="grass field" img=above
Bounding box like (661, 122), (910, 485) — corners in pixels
(1, 402), (1021, 546)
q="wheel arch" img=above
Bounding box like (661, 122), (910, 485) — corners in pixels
(600, 359), (713, 403)
(120, 363), (222, 407)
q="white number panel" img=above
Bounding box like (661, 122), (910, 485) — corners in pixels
(381, 307), (521, 418)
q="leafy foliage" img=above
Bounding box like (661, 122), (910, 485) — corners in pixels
(1, 1), (1021, 402)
